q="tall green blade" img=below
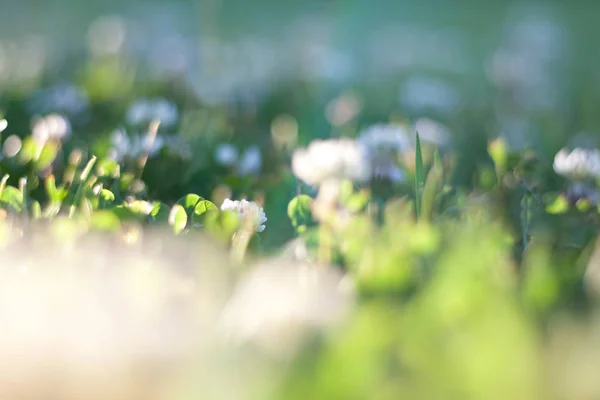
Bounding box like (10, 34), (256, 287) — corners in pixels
(414, 132), (425, 219)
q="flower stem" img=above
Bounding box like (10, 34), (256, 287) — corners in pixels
(135, 119), (160, 182)
(230, 221), (254, 265)
(314, 179), (340, 266)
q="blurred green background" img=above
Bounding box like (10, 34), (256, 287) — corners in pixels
(4, 0), (600, 246)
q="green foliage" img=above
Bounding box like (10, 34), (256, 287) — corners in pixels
(177, 193), (203, 215)
(168, 204), (188, 234)
(0, 186), (23, 213)
(192, 199), (219, 226)
(419, 150), (443, 222)
(287, 194), (315, 233)
(545, 193), (569, 214)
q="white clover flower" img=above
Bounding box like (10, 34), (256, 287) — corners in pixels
(237, 145), (262, 176)
(31, 114), (71, 144)
(214, 143), (239, 167)
(358, 124), (411, 182)
(0, 119), (7, 134)
(220, 198), (267, 233)
(553, 148), (600, 180)
(292, 138), (371, 186)
(126, 98), (178, 128)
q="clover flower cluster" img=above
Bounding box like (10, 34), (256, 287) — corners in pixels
(292, 138), (371, 186)
(220, 198), (267, 233)
(553, 148), (600, 180)
(31, 114), (71, 145)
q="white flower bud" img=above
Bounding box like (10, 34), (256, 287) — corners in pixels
(220, 198), (267, 233)
(292, 138), (371, 186)
(31, 114), (71, 144)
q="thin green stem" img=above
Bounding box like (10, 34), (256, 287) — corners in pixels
(0, 174), (10, 199)
(230, 221), (254, 265)
(69, 156), (97, 218)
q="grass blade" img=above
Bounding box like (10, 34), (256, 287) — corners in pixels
(414, 132), (425, 219)
(420, 150), (444, 222)
(68, 156), (97, 218)
(0, 174), (9, 200)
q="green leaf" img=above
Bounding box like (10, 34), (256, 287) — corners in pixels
(18, 137), (39, 164)
(126, 200), (154, 216)
(0, 186), (23, 213)
(576, 198), (593, 212)
(433, 150), (443, 174)
(419, 151), (443, 222)
(79, 156), (97, 182)
(168, 204), (188, 234)
(176, 193), (203, 215)
(30, 200), (41, 220)
(68, 156), (98, 217)
(488, 137), (507, 174)
(99, 189), (116, 206)
(545, 193), (569, 214)
(119, 172), (135, 193)
(45, 175), (67, 203)
(0, 174), (9, 200)
(414, 132), (425, 219)
(191, 200), (218, 226)
(287, 194), (315, 232)
(149, 202), (171, 224)
(96, 159), (120, 177)
(35, 141), (60, 170)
